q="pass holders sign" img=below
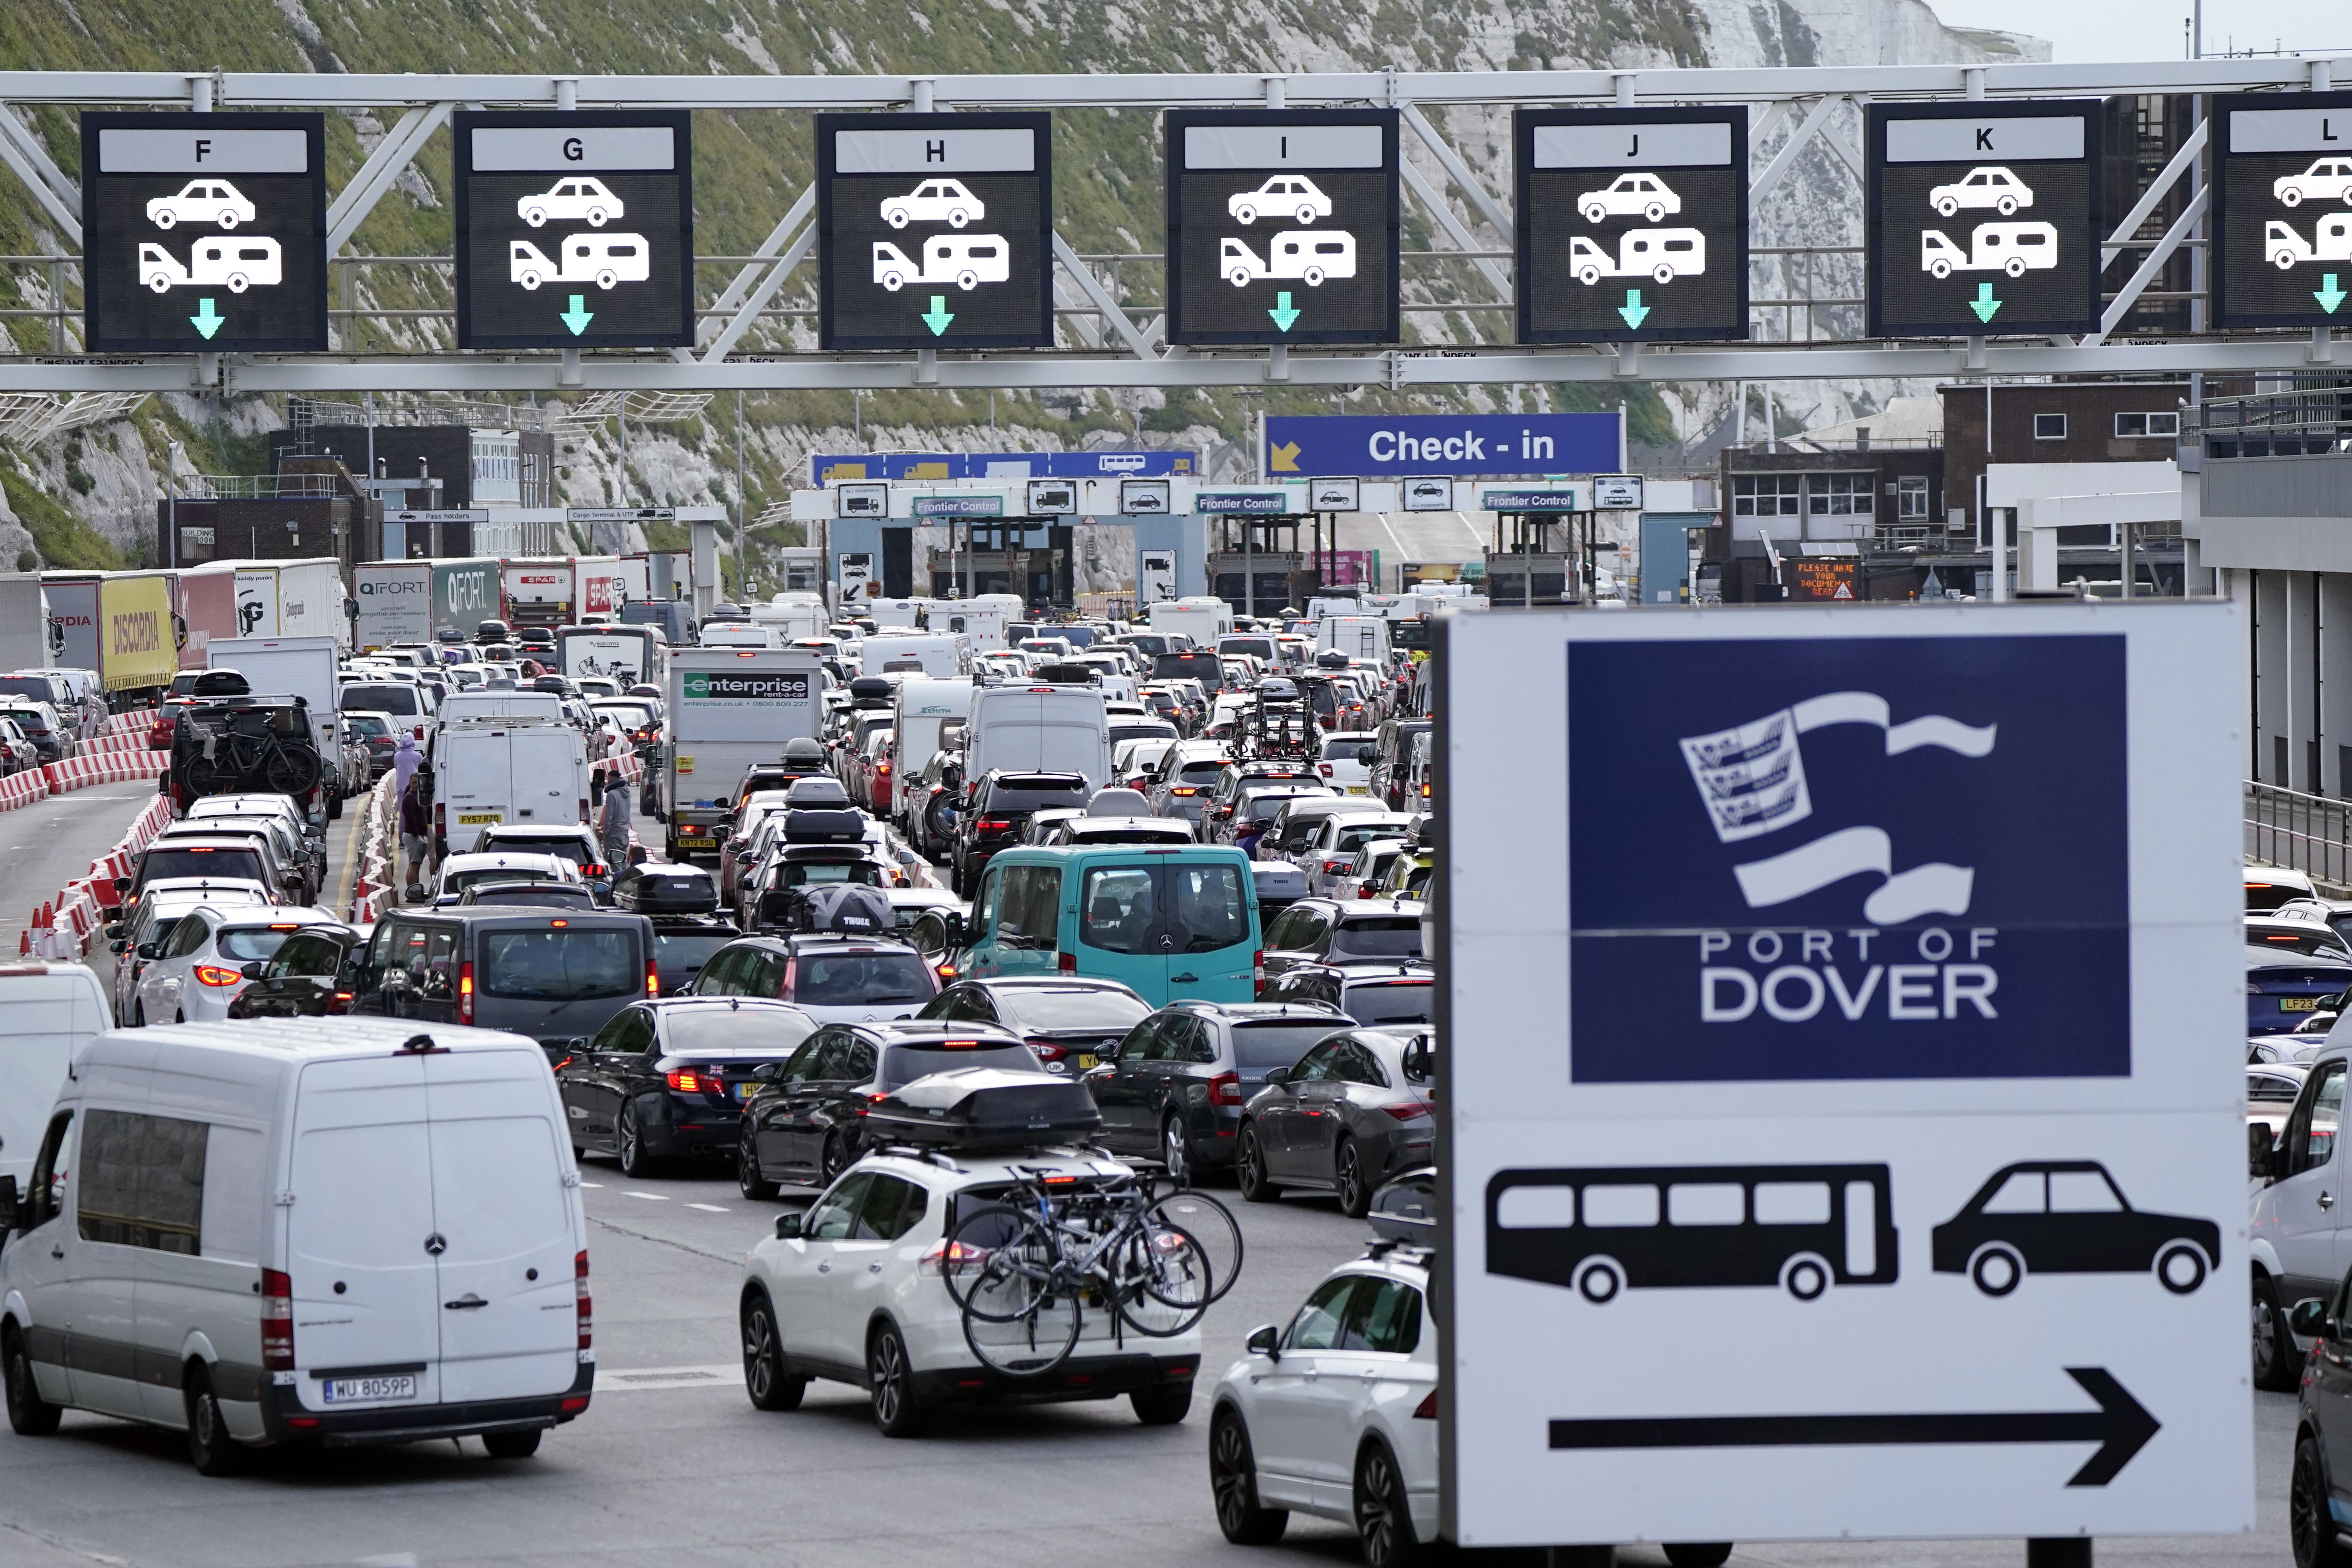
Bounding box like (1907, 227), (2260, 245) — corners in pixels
(1515, 106), (1748, 344)
(1308, 477), (1361, 512)
(2211, 91), (2352, 327)
(1164, 109), (1400, 346)
(1437, 602), (2252, 1546)
(835, 482), (890, 519)
(453, 111), (693, 349)
(817, 113), (1053, 350)
(1866, 101), (2102, 338)
(81, 112), (328, 353)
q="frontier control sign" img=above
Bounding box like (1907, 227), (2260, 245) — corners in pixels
(1438, 602), (2249, 1548)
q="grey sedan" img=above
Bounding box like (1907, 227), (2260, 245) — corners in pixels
(1235, 1024), (1436, 1218)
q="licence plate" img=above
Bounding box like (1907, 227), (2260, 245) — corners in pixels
(1075, 1054), (1098, 1071)
(736, 1082), (758, 1101)
(322, 1374), (416, 1403)
(2283, 996), (2323, 1012)
(1343, 787), (1368, 795)
(458, 812), (501, 825)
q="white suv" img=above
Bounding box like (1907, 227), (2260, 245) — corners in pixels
(1209, 1243), (1439, 1565)
(738, 1146), (1201, 1436)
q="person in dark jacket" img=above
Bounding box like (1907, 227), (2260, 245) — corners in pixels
(400, 767), (434, 898)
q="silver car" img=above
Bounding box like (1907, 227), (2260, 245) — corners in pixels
(132, 905), (349, 1025)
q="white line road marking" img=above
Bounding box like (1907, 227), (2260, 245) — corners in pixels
(686, 1202), (731, 1213)
(579, 1181), (604, 1188)
(623, 1191), (670, 1201)
(596, 1363), (740, 1391)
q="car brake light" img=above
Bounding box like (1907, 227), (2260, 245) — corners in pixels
(262, 1268), (294, 1371)
(1421, 781), (1431, 798)
(1027, 1037), (1066, 1062)
(1171, 786), (1199, 797)
(1253, 949), (1265, 997)
(1413, 1389), (1438, 1419)
(192, 964), (243, 987)
(667, 1070), (707, 1092)
(646, 958), (660, 998)
(1209, 1071), (1244, 1106)
(578, 797), (589, 822)
(1057, 950), (1077, 973)
(1319, 764), (1333, 776)
(1381, 1100), (1433, 1121)
(577, 1250), (592, 1351)
(458, 960), (474, 1024)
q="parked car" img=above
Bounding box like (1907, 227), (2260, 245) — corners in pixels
(559, 997), (819, 1177)
(1233, 1026), (1435, 1217)
(1086, 1000), (1351, 1184)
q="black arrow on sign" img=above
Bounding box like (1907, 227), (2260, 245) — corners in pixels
(1548, 1368), (2157, 1487)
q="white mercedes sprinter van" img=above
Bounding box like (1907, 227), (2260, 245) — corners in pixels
(0, 1018), (592, 1473)
(0, 962), (111, 1194)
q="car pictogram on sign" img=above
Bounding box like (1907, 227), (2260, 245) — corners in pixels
(2275, 158), (2352, 208)
(145, 180), (255, 230)
(1931, 1160), (2220, 1297)
(1576, 172), (1682, 224)
(880, 179), (986, 230)
(1228, 175), (1332, 225)
(1928, 166), (2036, 217)
(518, 177), (624, 229)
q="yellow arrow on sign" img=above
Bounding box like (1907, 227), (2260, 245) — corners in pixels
(1269, 440), (1302, 472)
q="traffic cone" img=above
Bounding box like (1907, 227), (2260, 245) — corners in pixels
(19, 930), (29, 955)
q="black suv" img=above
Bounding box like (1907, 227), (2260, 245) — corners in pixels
(1083, 1000), (1350, 1184)
(952, 769), (1089, 897)
(688, 931), (940, 1021)
(1257, 898), (1426, 987)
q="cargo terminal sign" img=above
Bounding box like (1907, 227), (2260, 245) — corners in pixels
(454, 111), (694, 350)
(81, 112), (329, 353)
(1164, 109), (1400, 346)
(818, 113), (1054, 351)
(1866, 101), (2102, 338)
(1264, 412), (1621, 478)
(1515, 106), (1749, 344)
(2210, 91), (2352, 328)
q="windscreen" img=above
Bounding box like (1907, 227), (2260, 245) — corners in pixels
(881, 1042), (1039, 1088)
(450, 865), (558, 894)
(1344, 980), (1433, 1026)
(468, 887), (592, 908)
(141, 848), (264, 884)
(479, 834), (594, 867)
(1232, 1021), (1349, 1071)
(1321, 736), (1369, 761)
(478, 928), (640, 999)
(1332, 823), (1404, 855)
(1333, 916), (1424, 958)
(1220, 638), (1275, 662)
(996, 988), (1153, 1032)
(983, 779), (1090, 813)
(342, 684), (421, 716)
(216, 926), (302, 963)
(664, 1009), (818, 1055)
(0, 677), (59, 704)
(654, 929), (735, 982)
(793, 949), (933, 1006)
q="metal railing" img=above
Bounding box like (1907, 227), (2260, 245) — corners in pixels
(2203, 384), (2352, 458)
(2246, 781), (2352, 890)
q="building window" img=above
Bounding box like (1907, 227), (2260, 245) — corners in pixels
(1897, 475), (1930, 520)
(2033, 413), (2067, 440)
(2115, 412), (2180, 438)
(1807, 473), (1874, 516)
(1731, 474), (1801, 517)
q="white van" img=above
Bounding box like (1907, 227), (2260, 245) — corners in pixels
(0, 964), (111, 1191)
(0, 1019), (591, 1471)
(1319, 615), (1392, 665)
(890, 677), (977, 822)
(436, 719), (592, 854)
(964, 685), (1113, 794)
(864, 632), (971, 679)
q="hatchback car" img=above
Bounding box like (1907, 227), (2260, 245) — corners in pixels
(559, 996), (820, 1176)
(1087, 1001), (1353, 1184)
(916, 976), (1152, 1073)
(691, 933), (940, 1024)
(2251, 948), (2352, 1036)
(1260, 961), (1435, 1029)
(131, 906), (348, 1026)
(432, 850), (580, 908)
(1235, 1027), (1434, 1216)
(734, 1021), (1041, 1190)
(1259, 899), (1428, 987)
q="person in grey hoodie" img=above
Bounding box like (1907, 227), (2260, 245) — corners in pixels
(596, 768), (632, 868)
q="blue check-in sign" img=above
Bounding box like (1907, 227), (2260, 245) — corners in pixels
(1265, 412), (1621, 478)
(1568, 634), (2131, 1084)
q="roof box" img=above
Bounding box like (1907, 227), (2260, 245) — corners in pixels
(862, 1066), (1103, 1152)
(783, 808), (865, 843)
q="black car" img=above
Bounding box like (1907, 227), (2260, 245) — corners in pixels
(558, 997), (820, 1177)
(345, 907), (658, 1061)
(1257, 898), (1426, 987)
(952, 769), (1090, 897)
(225, 925), (366, 1018)
(1235, 1026), (1436, 1216)
(1084, 1001), (1351, 1184)
(735, 1021), (1042, 1195)
(1259, 960), (1436, 1027)
(1929, 1160), (2221, 1297)
(915, 977), (1153, 1073)
(613, 862), (722, 915)
(2290, 1268), (2352, 1567)
(647, 915), (745, 997)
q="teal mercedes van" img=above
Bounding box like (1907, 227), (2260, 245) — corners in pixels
(963, 845), (1260, 1005)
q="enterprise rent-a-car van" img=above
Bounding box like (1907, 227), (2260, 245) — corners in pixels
(0, 1019), (592, 1472)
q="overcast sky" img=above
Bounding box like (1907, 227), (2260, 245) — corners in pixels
(1927, 0), (2347, 61)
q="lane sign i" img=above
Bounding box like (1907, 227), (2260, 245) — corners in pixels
(1164, 109), (1400, 347)
(1436, 601), (2251, 1546)
(81, 112), (329, 354)
(453, 110), (695, 349)
(2209, 91), (2352, 327)
(1514, 106), (1750, 344)
(1866, 101), (2102, 338)
(817, 113), (1054, 352)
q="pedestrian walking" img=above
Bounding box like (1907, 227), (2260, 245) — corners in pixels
(595, 770), (632, 868)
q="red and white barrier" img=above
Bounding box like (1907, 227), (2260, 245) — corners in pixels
(94, 708), (157, 738)
(43, 753), (167, 792)
(29, 792), (176, 960)
(0, 767), (49, 813)
(74, 729), (160, 758)
(346, 767), (400, 923)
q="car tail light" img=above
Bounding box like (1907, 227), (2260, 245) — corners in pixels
(666, 1070), (708, 1092)
(458, 960), (474, 1024)
(1323, 857), (1351, 874)
(1027, 1037), (1066, 1062)
(262, 1268), (295, 1371)
(1208, 1071), (1244, 1106)
(1171, 786), (1199, 797)
(329, 990), (354, 1012)
(1413, 1389), (1438, 1419)
(920, 1236), (986, 1277)
(1319, 764), (1333, 776)
(1057, 950), (1077, 973)
(192, 964), (243, 987)
(1421, 781), (1431, 799)
(1253, 949), (1265, 996)
(1381, 1100), (1433, 1121)
(979, 818), (1011, 833)
(585, 863), (606, 879)
(576, 1250), (592, 1352)
(434, 801), (445, 836)
(646, 958), (660, 999)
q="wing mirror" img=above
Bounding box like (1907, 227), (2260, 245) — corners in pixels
(240, 961), (266, 981)
(1263, 1065), (1288, 1087)
(1357, 746), (1376, 766)
(134, 941), (162, 961)
(774, 1211), (803, 1240)
(112, 876), (132, 894)
(1245, 1323), (1281, 1360)
(752, 1062), (781, 1082)
(2251, 1122), (2279, 1180)
(2291, 1297), (2333, 1340)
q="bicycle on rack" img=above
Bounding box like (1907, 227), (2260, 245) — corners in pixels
(939, 1167), (1243, 1377)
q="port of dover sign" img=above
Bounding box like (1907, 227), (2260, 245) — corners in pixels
(1435, 600), (2250, 1547)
